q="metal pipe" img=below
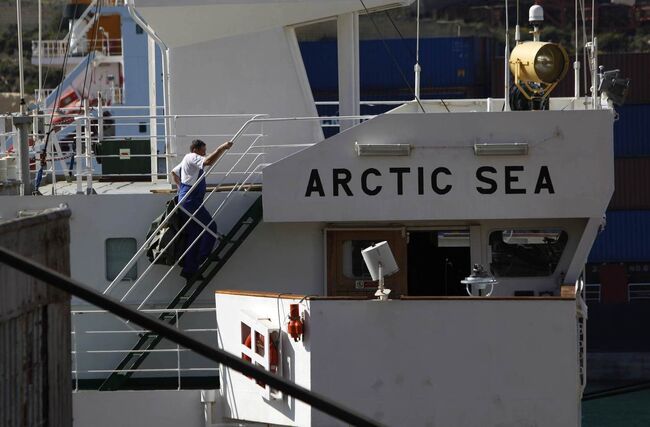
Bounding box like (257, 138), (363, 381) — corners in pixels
(414, 0), (421, 101)
(84, 104), (93, 193)
(16, 0), (25, 113)
(38, 0), (42, 104)
(0, 247), (382, 427)
(75, 120), (83, 194)
(125, 0), (173, 178)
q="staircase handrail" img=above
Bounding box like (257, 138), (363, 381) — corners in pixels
(116, 136), (265, 305)
(133, 159), (266, 309)
(103, 114), (267, 294)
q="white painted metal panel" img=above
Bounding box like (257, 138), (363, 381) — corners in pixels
(215, 294), (579, 426)
(308, 299), (579, 427)
(263, 110), (614, 222)
(167, 28), (322, 182)
(216, 293), (312, 426)
(134, 0), (413, 48)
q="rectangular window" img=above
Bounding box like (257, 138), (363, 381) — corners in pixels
(106, 238), (137, 281)
(489, 229), (567, 277)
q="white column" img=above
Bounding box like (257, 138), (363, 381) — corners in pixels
(148, 35), (158, 182)
(337, 12), (360, 132)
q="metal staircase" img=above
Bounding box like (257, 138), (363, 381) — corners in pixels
(99, 195), (263, 391)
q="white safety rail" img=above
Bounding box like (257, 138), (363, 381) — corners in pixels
(71, 307), (218, 391)
(32, 38), (123, 59)
(585, 283), (601, 303)
(315, 100), (404, 128)
(576, 275), (588, 401)
(628, 283), (650, 301)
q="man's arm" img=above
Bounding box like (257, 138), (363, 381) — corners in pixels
(171, 163), (181, 186)
(203, 141), (234, 166)
(171, 170), (180, 186)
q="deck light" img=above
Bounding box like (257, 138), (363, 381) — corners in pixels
(461, 264), (498, 297)
(361, 241), (399, 301)
(473, 142), (529, 156)
(509, 41), (569, 102)
(355, 142), (411, 157)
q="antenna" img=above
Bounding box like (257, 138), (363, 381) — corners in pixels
(515, 0), (520, 42)
(414, 0), (421, 100)
(504, 0), (510, 111)
(574, 0), (580, 98)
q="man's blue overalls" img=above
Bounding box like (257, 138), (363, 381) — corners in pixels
(178, 169), (217, 277)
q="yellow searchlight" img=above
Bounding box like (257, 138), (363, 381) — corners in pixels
(509, 41), (569, 102)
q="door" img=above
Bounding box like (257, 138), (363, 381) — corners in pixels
(326, 229), (407, 297)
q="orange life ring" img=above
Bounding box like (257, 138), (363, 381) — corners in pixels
(242, 333), (278, 375)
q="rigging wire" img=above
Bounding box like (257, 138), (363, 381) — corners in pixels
(358, 0), (428, 113)
(80, 0), (103, 103)
(40, 7), (68, 100)
(381, 4), (451, 112)
(579, 0), (589, 98)
(40, 3), (77, 158)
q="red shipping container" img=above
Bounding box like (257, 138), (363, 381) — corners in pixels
(599, 264), (629, 304)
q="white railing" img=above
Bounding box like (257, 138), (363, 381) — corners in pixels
(585, 283), (601, 303)
(628, 283), (650, 301)
(576, 275), (588, 401)
(32, 38), (122, 59)
(71, 307), (218, 391)
(32, 40), (70, 58)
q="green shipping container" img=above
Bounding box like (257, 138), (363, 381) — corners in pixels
(99, 139), (151, 180)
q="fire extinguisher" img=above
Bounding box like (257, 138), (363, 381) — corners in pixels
(287, 303), (304, 342)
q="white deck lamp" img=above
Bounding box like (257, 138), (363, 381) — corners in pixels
(361, 241), (399, 301)
(474, 142), (529, 156)
(355, 142), (411, 157)
(461, 264), (499, 297)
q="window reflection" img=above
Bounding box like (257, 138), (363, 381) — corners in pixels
(489, 229), (567, 277)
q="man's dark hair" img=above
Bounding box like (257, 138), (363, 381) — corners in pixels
(190, 139), (206, 152)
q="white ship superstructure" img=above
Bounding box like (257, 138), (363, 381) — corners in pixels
(0, 1), (619, 426)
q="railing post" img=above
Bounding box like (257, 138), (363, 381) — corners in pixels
(12, 115), (32, 195)
(75, 119), (83, 194)
(176, 310), (181, 391)
(72, 314), (79, 392)
(97, 93), (104, 142)
(84, 103), (93, 194)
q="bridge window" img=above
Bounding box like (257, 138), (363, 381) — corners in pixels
(489, 229), (567, 277)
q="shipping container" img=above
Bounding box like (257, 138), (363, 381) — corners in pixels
(589, 210), (650, 263)
(491, 52), (650, 105)
(609, 157), (650, 209)
(300, 37), (494, 99)
(613, 104), (650, 157)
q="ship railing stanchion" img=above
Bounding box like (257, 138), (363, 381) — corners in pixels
(75, 118), (83, 194)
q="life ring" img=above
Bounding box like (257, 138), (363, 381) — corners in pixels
(242, 333), (278, 375)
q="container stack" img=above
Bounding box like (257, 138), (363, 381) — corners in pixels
(585, 54), (650, 306)
(579, 54), (650, 371)
(299, 37), (495, 136)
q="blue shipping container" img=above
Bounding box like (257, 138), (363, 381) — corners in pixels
(298, 37), (490, 96)
(589, 211), (650, 263)
(614, 104), (650, 157)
